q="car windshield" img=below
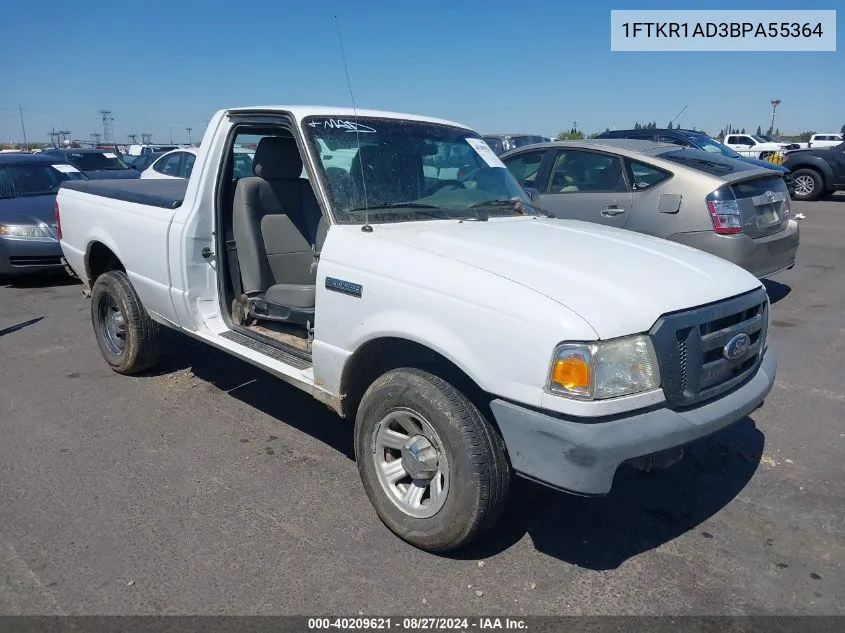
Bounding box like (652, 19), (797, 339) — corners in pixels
(303, 116), (538, 224)
(687, 133), (742, 158)
(512, 135), (546, 148)
(658, 149), (757, 176)
(65, 151), (129, 171)
(751, 135), (770, 143)
(0, 163), (88, 198)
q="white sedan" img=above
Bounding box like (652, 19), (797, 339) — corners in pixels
(140, 147), (256, 180)
(140, 148), (198, 180)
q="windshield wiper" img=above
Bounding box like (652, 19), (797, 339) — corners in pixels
(468, 198), (554, 218)
(347, 202), (460, 221)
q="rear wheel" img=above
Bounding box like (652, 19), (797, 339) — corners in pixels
(354, 368), (511, 552)
(791, 168), (824, 201)
(90, 270), (160, 374)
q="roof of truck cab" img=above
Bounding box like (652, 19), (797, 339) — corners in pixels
(226, 106), (471, 130)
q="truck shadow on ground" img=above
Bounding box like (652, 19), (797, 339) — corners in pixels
(762, 278), (791, 304)
(152, 330), (763, 570)
(458, 417), (763, 569)
(152, 330), (356, 459)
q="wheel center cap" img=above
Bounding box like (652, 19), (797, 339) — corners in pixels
(400, 435), (439, 481)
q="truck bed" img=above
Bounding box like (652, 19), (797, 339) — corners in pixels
(61, 179), (188, 210)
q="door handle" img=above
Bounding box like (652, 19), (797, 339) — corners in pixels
(600, 206), (625, 216)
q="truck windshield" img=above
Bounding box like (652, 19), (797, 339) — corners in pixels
(66, 152), (129, 171)
(0, 163), (88, 199)
(303, 116), (539, 224)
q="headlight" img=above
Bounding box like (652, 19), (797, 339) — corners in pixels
(546, 335), (661, 400)
(0, 224), (50, 238)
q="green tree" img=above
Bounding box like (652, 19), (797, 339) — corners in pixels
(741, 128), (746, 134)
(798, 130), (816, 142)
(756, 125), (762, 136)
(667, 121), (673, 129)
(840, 123), (845, 135)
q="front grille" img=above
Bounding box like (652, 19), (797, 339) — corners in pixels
(9, 256), (63, 267)
(650, 288), (768, 408)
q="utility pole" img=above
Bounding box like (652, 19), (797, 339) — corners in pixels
(186, 127), (192, 145)
(127, 133), (138, 144)
(90, 133), (102, 146)
(18, 106), (28, 149)
(141, 133), (152, 144)
(99, 110), (114, 145)
(769, 99), (781, 136)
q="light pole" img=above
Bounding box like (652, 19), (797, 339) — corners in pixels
(769, 99), (781, 136)
(186, 127), (192, 146)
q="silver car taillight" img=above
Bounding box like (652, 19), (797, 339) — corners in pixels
(706, 197), (742, 234)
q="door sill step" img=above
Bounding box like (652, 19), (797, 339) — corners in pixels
(220, 330), (312, 370)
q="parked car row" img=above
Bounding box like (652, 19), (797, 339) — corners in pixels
(52, 105), (782, 553)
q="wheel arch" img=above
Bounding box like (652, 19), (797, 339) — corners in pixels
(85, 240), (126, 287)
(787, 157), (834, 183)
(338, 336), (494, 424)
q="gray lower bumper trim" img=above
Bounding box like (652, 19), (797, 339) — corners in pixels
(490, 348), (777, 495)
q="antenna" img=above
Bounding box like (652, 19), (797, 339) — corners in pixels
(669, 105), (688, 128)
(334, 14), (369, 227)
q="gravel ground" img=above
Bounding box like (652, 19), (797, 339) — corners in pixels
(1, 197), (843, 615)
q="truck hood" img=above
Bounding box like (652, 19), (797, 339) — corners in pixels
(376, 218), (762, 339)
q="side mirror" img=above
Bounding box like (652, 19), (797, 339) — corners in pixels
(524, 187), (540, 203)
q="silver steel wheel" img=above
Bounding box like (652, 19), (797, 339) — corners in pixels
(372, 408), (450, 519)
(794, 174), (815, 197)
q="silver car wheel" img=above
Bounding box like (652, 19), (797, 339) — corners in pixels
(794, 174), (815, 197)
(372, 408), (450, 519)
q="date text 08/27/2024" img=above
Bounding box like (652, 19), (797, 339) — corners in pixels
(307, 617), (528, 630)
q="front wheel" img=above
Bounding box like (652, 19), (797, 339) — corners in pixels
(791, 168), (824, 201)
(354, 368), (511, 552)
(90, 270), (160, 374)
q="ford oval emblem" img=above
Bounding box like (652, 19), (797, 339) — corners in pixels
(723, 333), (751, 361)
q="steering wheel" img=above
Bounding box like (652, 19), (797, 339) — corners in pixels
(426, 179), (466, 195)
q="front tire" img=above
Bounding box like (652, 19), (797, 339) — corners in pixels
(354, 368), (511, 552)
(791, 168), (824, 201)
(90, 270), (160, 374)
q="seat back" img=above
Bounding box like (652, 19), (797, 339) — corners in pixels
(232, 137), (323, 297)
(348, 145), (423, 209)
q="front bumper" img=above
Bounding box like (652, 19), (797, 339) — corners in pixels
(0, 236), (64, 276)
(490, 347), (776, 495)
(670, 220), (799, 278)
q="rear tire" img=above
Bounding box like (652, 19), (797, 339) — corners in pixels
(354, 368), (511, 552)
(791, 168), (824, 201)
(90, 270), (160, 374)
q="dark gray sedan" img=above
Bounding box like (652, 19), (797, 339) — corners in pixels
(40, 147), (139, 180)
(0, 154), (88, 277)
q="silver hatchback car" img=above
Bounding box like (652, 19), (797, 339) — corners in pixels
(502, 139), (799, 278)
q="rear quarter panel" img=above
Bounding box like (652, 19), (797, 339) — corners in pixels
(626, 169), (718, 237)
(58, 188), (176, 323)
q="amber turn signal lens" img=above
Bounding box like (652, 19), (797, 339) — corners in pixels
(552, 356), (590, 390)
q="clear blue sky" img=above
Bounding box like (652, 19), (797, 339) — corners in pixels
(2, 0), (842, 144)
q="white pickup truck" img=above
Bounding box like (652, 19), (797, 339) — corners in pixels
(723, 133), (789, 160)
(57, 106), (777, 552)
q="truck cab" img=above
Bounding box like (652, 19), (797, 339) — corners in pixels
(56, 106), (778, 552)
